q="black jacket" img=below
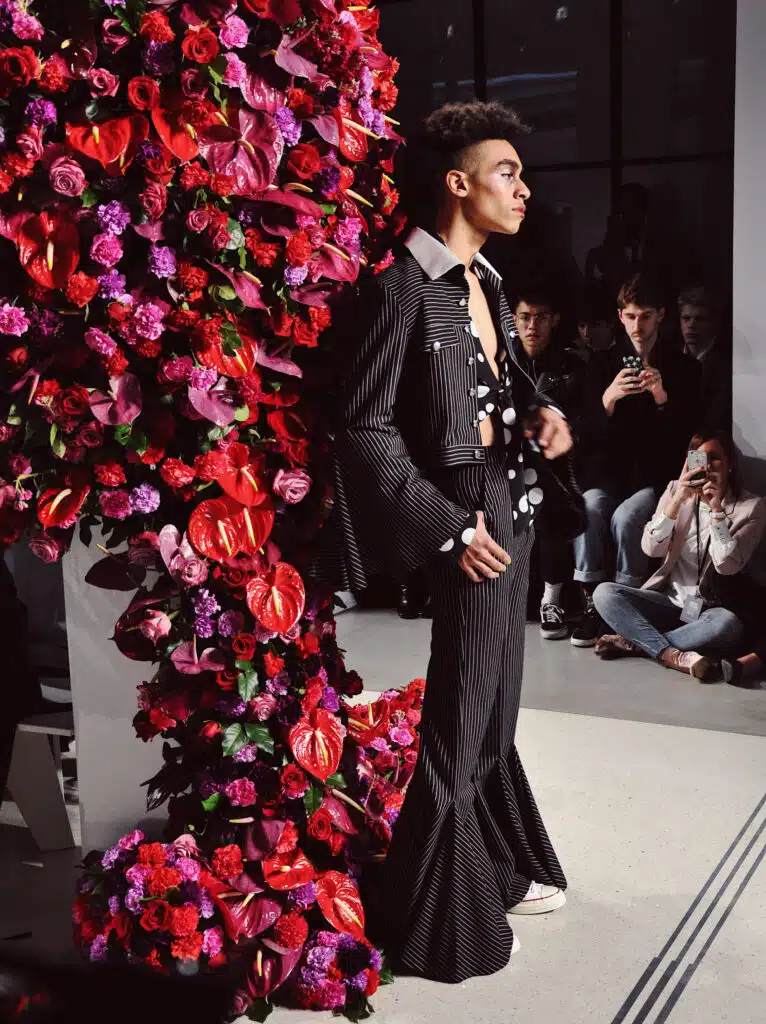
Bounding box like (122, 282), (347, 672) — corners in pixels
(320, 228), (554, 591)
(572, 336), (701, 496)
(512, 340), (585, 418)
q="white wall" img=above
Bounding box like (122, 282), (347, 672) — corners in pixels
(733, 0), (766, 489)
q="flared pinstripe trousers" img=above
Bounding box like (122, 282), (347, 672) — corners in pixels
(368, 448), (567, 983)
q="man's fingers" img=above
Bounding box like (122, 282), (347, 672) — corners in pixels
(460, 562), (482, 583)
(485, 535), (512, 565)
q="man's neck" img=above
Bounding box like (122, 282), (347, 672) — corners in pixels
(630, 331), (658, 361)
(685, 336), (717, 361)
(434, 212), (489, 270)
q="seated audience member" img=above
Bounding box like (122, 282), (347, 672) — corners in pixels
(593, 432), (766, 679)
(569, 288), (617, 363)
(678, 284), (732, 431)
(513, 287), (583, 638)
(570, 273), (701, 647)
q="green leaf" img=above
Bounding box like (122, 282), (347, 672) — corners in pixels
(201, 793), (221, 812)
(85, 100), (101, 122)
(114, 424), (132, 446)
(237, 669), (258, 703)
(80, 187), (99, 209)
(216, 284), (237, 302)
(238, 247), (248, 270)
(379, 967), (394, 986)
(226, 217), (245, 251)
(222, 723), (246, 758)
(326, 772), (346, 790)
(244, 723), (274, 754)
(245, 998), (273, 1023)
(235, 659), (253, 672)
(303, 785), (322, 816)
(234, 405), (250, 422)
(49, 423), (66, 459)
(320, 202), (338, 216)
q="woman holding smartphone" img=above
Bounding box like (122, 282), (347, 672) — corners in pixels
(591, 430), (766, 679)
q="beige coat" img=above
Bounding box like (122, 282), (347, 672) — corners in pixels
(641, 481), (766, 594)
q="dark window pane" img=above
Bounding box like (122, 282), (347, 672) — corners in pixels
(485, 0), (611, 165)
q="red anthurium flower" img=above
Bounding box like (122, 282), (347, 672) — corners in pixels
(37, 484), (90, 528)
(346, 698), (391, 746)
(188, 497), (246, 562)
(197, 107), (283, 197)
(219, 443), (268, 507)
(315, 871), (366, 940)
(334, 109), (369, 163)
(262, 848), (315, 891)
(151, 105), (199, 164)
(194, 331), (258, 379)
(17, 212), (80, 290)
(65, 117), (133, 168)
(102, 114), (150, 177)
(288, 708), (344, 782)
(237, 502), (276, 556)
(246, 562), (304, 634)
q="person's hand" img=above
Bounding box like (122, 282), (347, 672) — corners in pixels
(458, 511), (512, 583)
(639, 367), (668, 406)
(523, 406), (572, 460)
(603, 368), (642, 415)
(702, 470), (724, 512)
(666, 461), (705, 518)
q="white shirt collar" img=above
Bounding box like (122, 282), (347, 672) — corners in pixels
(404, 226), (502, 282)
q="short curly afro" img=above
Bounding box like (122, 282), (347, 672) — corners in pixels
(399, 101), (529, 228)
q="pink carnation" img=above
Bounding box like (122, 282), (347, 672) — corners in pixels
(84, 327), (118, 357)
(388, 724), (415, 747)
(0, 304), (29, 336)
(176, 857), (201, 882)
(91, 233), (123, 269)
(223, 53), (246, 86)
(99, 489), (132, 520)
(225, 778), (256, 807)
(11, 9), (44, 40)
(201, 926), (224, 958)
(220, 14), (248, 48)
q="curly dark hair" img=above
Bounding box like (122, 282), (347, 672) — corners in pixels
(399, 101), (529, 228)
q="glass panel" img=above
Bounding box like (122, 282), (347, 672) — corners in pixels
(623, 0), (736, 160)
(485, 0), (611, 165)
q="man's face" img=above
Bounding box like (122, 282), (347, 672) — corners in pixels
(448, 139), (531, 235)
(516, 301), (559, 357)
(578, 319), (613, 352)
(680, 304), (717, 355)
(619, 303), (664, 350)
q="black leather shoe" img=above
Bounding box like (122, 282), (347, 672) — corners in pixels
(397, 584), (419, 619)
(419, 595), (433, 619)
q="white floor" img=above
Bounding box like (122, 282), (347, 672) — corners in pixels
(2, 611), (765, 1024)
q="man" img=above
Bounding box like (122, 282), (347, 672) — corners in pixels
(330, 102), (570, 983)
(678, 284), (731, 431)
(570, 273), (701, 647)
(513, 287), (583, 639)
(570, 285), (617, 363)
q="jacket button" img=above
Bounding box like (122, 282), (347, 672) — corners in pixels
(468, 356), (475, 365)
(469, 388), (476, 397)
(474, 449), (482, 459)
(432, 341), (441, 352)
(459, 298), (467, 306)
(472, 419), (479, 428)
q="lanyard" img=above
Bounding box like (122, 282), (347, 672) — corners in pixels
(695, 498), (712, 586)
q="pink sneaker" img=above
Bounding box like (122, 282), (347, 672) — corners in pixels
(508, 881), (567, 916)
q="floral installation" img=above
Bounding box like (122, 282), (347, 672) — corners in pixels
(0, 0), (412, 1017)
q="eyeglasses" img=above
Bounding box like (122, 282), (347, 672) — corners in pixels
(517, 313), (553, 324)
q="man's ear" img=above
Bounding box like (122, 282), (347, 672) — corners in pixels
(658, 308), (666, 324)
(445, 168), (469, 199)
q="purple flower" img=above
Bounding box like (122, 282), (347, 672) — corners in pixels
(194, 616), (215, 639)
(125, 864), (151, 885)
(29, 308), (63, 338)
(275, 106), (302, 147)
(118, 831), (145, 852)
(232, 743), (259, 763)
(188, 367), (217, 391)
(277, 697), (302, 727)
(108, 895), (121, 915)
(359, 66), (374, 98)
(130, 484), (161, 515)
(217, 609), (244, 638)
(101, 845), (121, 869)
(308, 946), (336, 970)
(369, 947), (383, 972)
(192, 588), (220, 618)
(358, 96), (386, 137)
(0, 304), (29, 336)
(320, 166), (341, 199)
(284, 264), (309, 287)
(25, 98), (57, 127)
(148, 245), (177, 279)
(98, 201), (131, 235)
(85, 327), (117, 357)
(350, 970), (368, 992)
(217, 696), (247, 718)
(177, 858), (201, 882)
(335, 217), (363, 255)
(98, 271), (128, 301)
(105, 0), (127, 7)
(299, 966), (326, 989)
(89, 935), (108, 962)
(337, 933), (358, 952)
(319, 686), (339, 713)
(197, 888), (215, 919)
(316, 930), (341, 949)
(288, 881), (317, 911)
(142, 41), (175, 77)
(124, 886), (144, 914)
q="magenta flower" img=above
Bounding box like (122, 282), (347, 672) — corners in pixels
(224, 777), (257, 806)
(84, 327), (118, 357)
(0, 303), (29, 336)
(91, 232), (124, 269)
(202, 926), (224, 959)
(220, 14), (248, 49)
(99, 490), (132, 520)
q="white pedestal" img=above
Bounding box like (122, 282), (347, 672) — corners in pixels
(63, 533), (164, 852)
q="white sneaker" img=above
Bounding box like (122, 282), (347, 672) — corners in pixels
(511, 933), (521, 955)
(508, 881), (566, 916)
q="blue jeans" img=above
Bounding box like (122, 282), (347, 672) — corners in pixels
(573, 487), (657, 589)
(593, 582), (745, 659)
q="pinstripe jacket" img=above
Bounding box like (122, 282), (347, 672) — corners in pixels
(323, 228), (554, 591)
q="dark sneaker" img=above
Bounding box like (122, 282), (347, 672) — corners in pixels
(540, 603), (568, 640)
(570, 595), (603, 648)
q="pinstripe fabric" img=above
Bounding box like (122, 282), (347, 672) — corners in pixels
(372, 448), (567, 984)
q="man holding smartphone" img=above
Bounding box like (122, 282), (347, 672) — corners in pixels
(328, 101), (570, 983)
(570, 273), (701, 647)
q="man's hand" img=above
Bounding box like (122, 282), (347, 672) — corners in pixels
(458, 511), (512, 583)
(602, 368), (642, 416)
(523, 406), (572, 460)
(639, 367), (668, 406)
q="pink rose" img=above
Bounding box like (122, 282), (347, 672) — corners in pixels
(139, 609), (172, 643)
(140, 180), (168, 221)
(87, 68), (120, 98)
(211, 227), (230, 250)
(102, 18), (131, 52)
(76, 423), (104, 449)
(250, 693), (278, 722)
(16, 127), (43, 162)
(171, 834), (199, 857)
(272, 468), (311, 505)
(49, 156), (86, 197)
(187, 209), (211, 233)
(28, 532), (66, 563)
(170, 552), (208, 587)
(225, 778), (256, 807)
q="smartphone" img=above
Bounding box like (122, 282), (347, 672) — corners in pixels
(622, 354), (643, 375)
(687, 449), (708, 483)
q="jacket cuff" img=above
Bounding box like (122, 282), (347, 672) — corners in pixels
(439, 511), (480, 561)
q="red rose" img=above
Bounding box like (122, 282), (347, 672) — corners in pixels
(160, 458), (195, 489)
(285, 232), (313, 267)
(147, 866), (182, 896)
(292, 319), (319, 348)
(66, 273), (99, 308)
(181, 99), (219, 131)
(310, 306), (332, 331)
(128, 76), (160, 111)
(200, 721), (222, 741)
(194, 451), (232, 481)
(170, 904), (199, 938)
(263, 652), (284, 678)
(231, 632), (256, 660)
(181, 26), (220, 64)
(139, 12), (175, 44)
(51, 385), (89, 424)
(180, 163), (211, 191)
(139, 180), (167, 220)
(0, 47), (40, 98)
(307, 808), (333, 843)
(286, 88), (315, 118)
(140, 900), (174, 932)
(280, 764), (308, 799)
(272, 911), (309, 950)
(171, 932), (203, 960)
(215, 669), (238, 692)
(145, 147), (174, 181)
(287, 143), (322, 181)
(215, 563), (248, 593)
(212, 844), (243, 881)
